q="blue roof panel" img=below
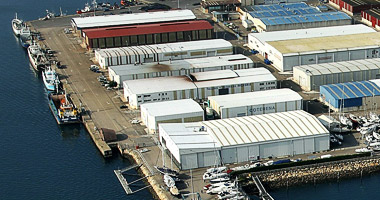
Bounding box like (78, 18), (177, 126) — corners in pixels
(320, 81), (380, 100)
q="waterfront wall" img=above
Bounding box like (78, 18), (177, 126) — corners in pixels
(123, 149), (170, 200)
(250, 156), (380, 189)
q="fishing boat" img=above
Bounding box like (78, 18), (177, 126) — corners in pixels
(42, 66), (60, 91)
(27, 43), (48, 71)
(19, 28), (32, 48)
(48, 92), (81, 124)
(11, 13), (25, 36)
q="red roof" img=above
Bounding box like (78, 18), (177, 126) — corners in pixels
(83, 20), (213, 39)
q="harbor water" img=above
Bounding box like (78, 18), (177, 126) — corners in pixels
(2, 0), (380, 199)
(1, 1), (152, 199)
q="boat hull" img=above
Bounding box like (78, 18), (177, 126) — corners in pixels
(42, 70), (58, 91)
(48, 93), (81, 125)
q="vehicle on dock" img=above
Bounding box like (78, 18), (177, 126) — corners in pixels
(48, 92), (81, 125)
(42, 66), (60, 91)
(11, 13), (26, 37)
(27, 43), (49, 71)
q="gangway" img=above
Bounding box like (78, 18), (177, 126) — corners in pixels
(252, 176), (274, 200)
(114, 164), (151, 195)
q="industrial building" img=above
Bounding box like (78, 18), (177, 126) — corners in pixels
(293, 58), (380, 91)
(123, 68), (276, 109)
(82, 20), (214, 49)
(241, 3), (351, 32)
(108, 54), (254, 86)
(362, 8), (380, 30)
(95, 39), (233, 68)
(159, 110), (330, 169)
(263, 32), (380, 72)
(251, 12), (351, 32)
(140, 99), (204, 134)
(329, 0), (380, 16)
(319, 80), (380, 112)
(71, 9), (196, 33)
(201, 0), (241, 13)
(208, 88), (302, 119)
(247, 24), (375, 57)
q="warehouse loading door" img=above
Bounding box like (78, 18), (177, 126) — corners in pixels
(219, 88), (229, 95)
(221, 148), (237, 164)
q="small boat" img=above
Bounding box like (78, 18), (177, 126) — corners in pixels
(210, 177), (230, 183)
(27, 43), (49, 71)
(164, 174), (175, 188)
(206, 182), (234, 194)
(355, 147), (373, 153)
(42, 66), (60, 91)
(12, 13), (25, 36)
(203, 172), (228, 180)
(373, 146), (380, 151)
(332, 133), (344, 141)
(154, 166), (179, 177)
(169, 186), (179, 196)
(206, 166), (227, 174)
(48, 92), (81, 124)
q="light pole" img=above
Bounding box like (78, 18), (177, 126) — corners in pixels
(178, 0), (179, 8)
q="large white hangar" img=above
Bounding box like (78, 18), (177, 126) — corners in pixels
(293, 58), (380, 91)
(95, 39), (233, 68)
(108, 54), (254, 86)
(159, 110), (330, 170)
(247, 24), (375, 58)
(123, 68), (276, 109)
(208, 88), (303, 119)
(259, 32), (380, 72)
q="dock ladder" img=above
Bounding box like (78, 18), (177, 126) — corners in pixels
(252, 176), (274, 200)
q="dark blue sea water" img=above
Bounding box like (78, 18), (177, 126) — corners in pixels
(0, 1), (152, 199)
(2, 1), (380, 200)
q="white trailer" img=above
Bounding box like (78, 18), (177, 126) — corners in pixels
(208, 88), (302, 118)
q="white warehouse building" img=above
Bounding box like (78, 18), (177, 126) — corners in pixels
(140, 99), (204, 134)
(159, 110), (330, 170)
(208, 88), (303, 119)
(248, 24), (375, 58)
(293, 58), (380, 91)
(95, 39), (233, 68)
(251, 31), (380, 72)
(108, 54), (255, 87)
(123, 68), (276, 109)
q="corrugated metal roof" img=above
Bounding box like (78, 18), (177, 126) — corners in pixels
(109, 54), (252, 75)
(201, 110), (328, 146)
(160, 123), (221, 150)
(83, 20), (212, 39)
(249, 25), (375, 44)
(268, 32), (380, 55)
(258, 12), (351, 26)
(141, 99), (203, 117)
(190, 69), (238, 81)
(123, 68), (275, 94)
(72, 9), (196, 29)
(320, 81), (380, 100)
(96, 39), (232, 59)
(244, 2), (308, 12)
(294, 58), (380, 76)
(208, 88), (302, 109)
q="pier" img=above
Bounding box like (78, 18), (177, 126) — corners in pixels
(252, 176), (274, 200)
(114, 164), (152, 195)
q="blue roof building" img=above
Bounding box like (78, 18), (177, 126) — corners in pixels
(320, 81), (380, 112)
(245, 2), (352, 32)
